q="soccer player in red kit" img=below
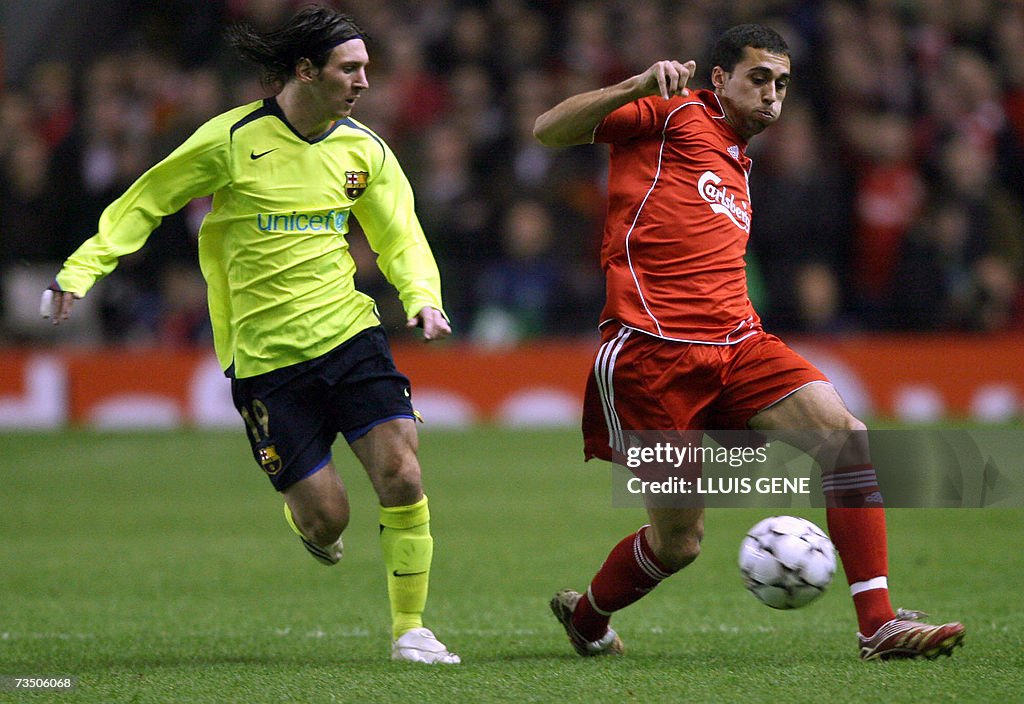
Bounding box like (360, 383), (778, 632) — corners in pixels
(534, 24), (964, 661)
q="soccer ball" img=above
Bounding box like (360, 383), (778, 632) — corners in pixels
(738, 515), (836, 609)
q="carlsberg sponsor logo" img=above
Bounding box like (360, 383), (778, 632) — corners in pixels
(256, 209), (349, 233)
(697, 171), (751, 232)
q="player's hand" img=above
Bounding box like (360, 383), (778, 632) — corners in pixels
(40, 287), (79, 324)
(639, 60), (696, 100)
(407, 306), (452, 342)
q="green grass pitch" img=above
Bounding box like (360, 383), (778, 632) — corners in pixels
(2, 428), (1022, 703)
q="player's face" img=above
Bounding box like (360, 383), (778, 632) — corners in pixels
(713, 47), (791, 140)
(312, 39), (370, 120)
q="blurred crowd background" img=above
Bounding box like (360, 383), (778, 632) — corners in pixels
(2, 0), (1023, 347)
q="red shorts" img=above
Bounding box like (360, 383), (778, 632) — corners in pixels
(582, 325), (829, 461)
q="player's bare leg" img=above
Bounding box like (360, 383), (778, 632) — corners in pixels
(749, 382), (964, 659)
(282, 462), (348, 565)
(645, 506), (705, 572)
(350, 418), (424, 508)
(350, 418), (459, 664)
(748, 381), (867, 468)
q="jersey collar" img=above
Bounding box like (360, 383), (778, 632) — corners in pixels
(265, 97), (343, 144)
(701, 90), (749, 147)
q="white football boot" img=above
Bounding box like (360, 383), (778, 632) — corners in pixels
(391, 628), (461, 664)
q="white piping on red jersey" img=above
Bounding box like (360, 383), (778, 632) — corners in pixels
(620, 94), (755, 344)
(599, 320), (761, 346)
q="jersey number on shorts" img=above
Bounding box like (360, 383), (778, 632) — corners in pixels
(241, 399), (271, 443)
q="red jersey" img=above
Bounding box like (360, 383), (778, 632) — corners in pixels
(593, 89), (761, 344)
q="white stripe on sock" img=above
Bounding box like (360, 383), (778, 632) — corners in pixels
(823, 480), (881, 492)
(586, 586), (613, 616)
(850, 576), (888, 596)
(633, 528), (672, 581)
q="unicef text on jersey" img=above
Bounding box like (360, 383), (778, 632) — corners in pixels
(256, 209), (349, 234)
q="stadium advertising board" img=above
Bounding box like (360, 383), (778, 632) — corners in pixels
(0, 336), (1021, 429)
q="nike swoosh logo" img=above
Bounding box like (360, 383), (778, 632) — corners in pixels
(392, 570), (427, 577)
(250, 148), (278, 160)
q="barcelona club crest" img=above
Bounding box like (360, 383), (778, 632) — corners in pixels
(345, 170), (368, 199)
(258, 445), (283, 476)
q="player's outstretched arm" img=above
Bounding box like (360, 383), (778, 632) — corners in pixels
(533, 60), (697, 147)
(407, 306), (451, 343)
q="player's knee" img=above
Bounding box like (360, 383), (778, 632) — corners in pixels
(295, 504), (348, 546)
(374, 452), (424, 503)
(810, 409), (866, 434)
(819, 413), (869, 465)
(653, 528), (703, 572)
(838, 415), (867, 433)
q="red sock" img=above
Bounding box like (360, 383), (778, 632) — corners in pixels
(823, 465), (895, 635)
(572, 526), (675, 642)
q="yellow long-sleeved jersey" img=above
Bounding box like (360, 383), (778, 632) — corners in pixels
(56, 97), (445, 378)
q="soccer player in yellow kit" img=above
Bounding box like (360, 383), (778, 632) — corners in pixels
(41, 7), (459, 664)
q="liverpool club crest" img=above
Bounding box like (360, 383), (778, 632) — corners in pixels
(345, 171), (368, 199)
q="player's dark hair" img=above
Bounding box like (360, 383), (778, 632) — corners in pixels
(710, 24), (789, 73)
(225, 6), (366, 87)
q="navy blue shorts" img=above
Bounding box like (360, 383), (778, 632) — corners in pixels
(231, 326), (415, 491)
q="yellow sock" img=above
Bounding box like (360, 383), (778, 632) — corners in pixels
(379, 496), (432, 640)
(283, 502), (344, 565)
(284, 503), (303, 537)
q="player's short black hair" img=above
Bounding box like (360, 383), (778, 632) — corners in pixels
(226, 5), (367, 87)
(710, 24), (789, 73)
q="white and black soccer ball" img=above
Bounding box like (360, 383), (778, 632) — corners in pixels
(738, 515), (836, 609)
